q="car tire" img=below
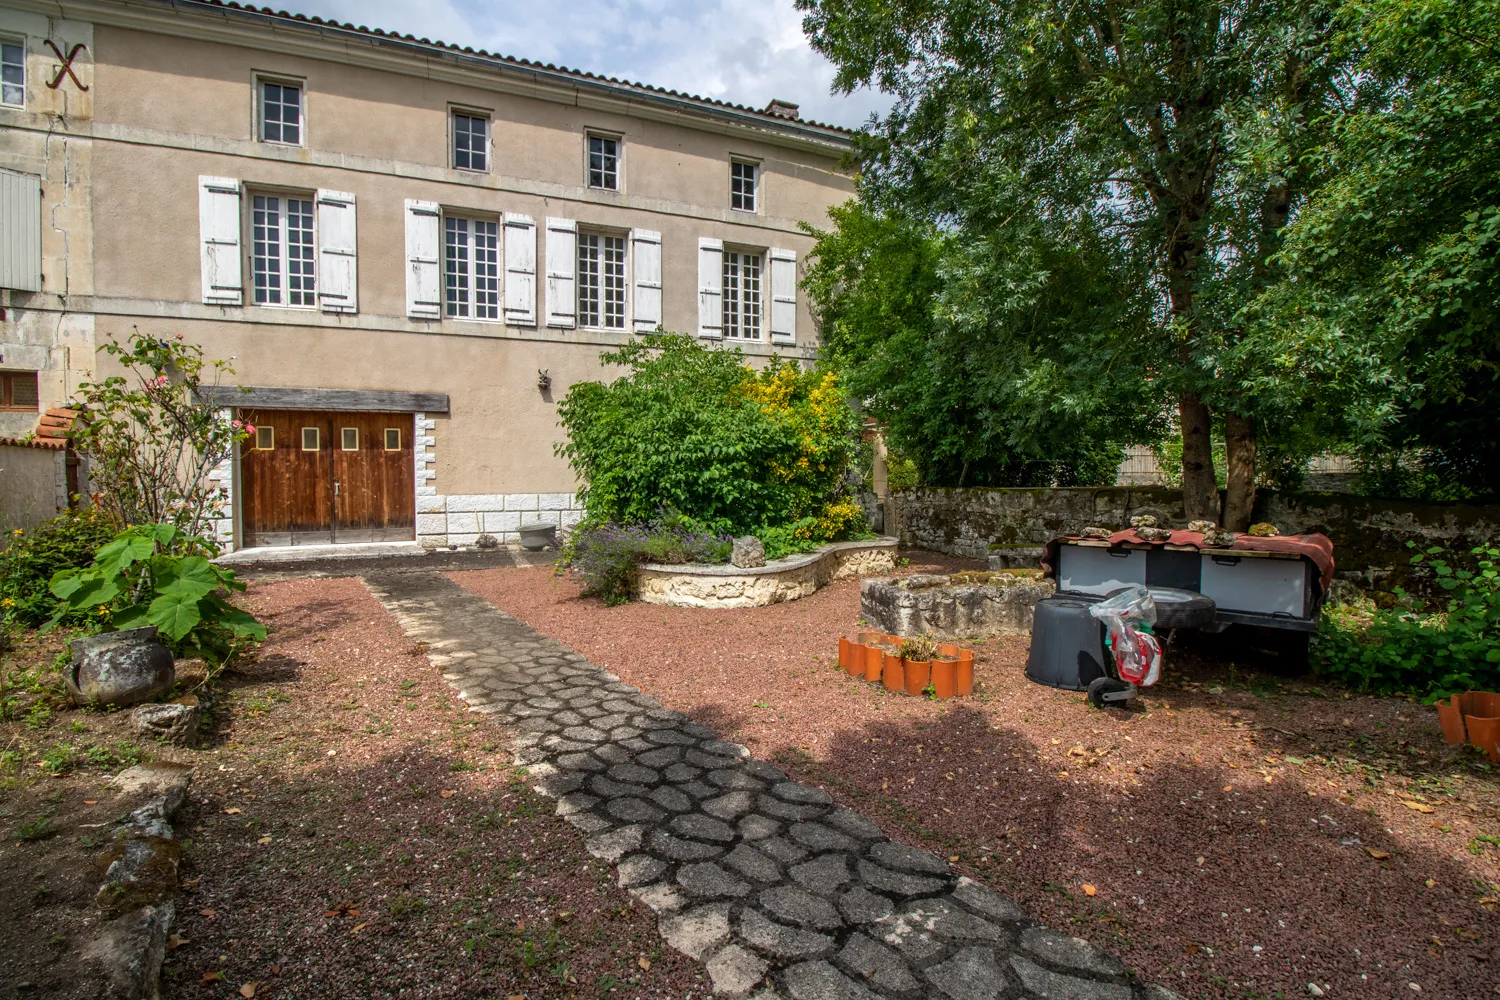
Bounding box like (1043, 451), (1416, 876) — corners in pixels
(1105, 586), (1217, 630)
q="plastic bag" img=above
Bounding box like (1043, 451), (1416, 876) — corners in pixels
(1089, 585), (1162, 686)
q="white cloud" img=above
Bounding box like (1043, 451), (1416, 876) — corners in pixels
(267, 0), (887, 128)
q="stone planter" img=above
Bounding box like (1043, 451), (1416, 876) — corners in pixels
(637, 538), (899, 608)
(861, 570), (1055, 639)
(66, 627), (175, 707)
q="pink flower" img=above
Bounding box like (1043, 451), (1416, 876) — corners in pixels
(231, 419), (242, 429)
(244, 423), (256, 434)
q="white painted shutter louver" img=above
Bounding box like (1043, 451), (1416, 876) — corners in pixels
(769, 247), (797, 345)
(316, 189), (358, 314)
(503, 213), (537, 326)
(545, 217), (577, 329)
(697, 237), (723, 339)
(631, 229), (662, 332)
(404, 199), (441, 319)
(0, 169), (41, 292)
(199, 176), (242, 305)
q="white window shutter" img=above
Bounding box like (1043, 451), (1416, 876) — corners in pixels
(199, 176), (242, 305)
(0, 169), (41, 292)
(316, 189), (357, 314)
(405, 199), (441, 319)
(631, 228), (662, 332)
(697, 237), (723, 339)
(503, 213), (537, 326)
(769, 247), (797, 345)
(545, 217), (577, 329)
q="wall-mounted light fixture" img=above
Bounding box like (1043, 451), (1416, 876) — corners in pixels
(537, 369), (552, 392)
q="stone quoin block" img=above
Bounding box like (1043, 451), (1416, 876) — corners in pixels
(482, 510), (522, 533)
(443, 494), (507, 513)
(504, 493), (541, 511)
(445, 512), (480, 534)
(415, 513), (448, 535)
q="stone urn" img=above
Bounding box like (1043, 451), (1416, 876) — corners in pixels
(518, 522), (558, 551)
(66, 627), (175, 707)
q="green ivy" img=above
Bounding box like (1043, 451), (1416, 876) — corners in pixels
(1315, 542), (1500, 700)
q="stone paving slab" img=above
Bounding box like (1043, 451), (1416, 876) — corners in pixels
(365, 570), (1185, 1000)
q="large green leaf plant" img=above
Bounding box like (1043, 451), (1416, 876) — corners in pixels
(45, 523), (266, 664)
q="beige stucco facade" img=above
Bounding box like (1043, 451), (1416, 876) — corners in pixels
(0, 0), (854, 547)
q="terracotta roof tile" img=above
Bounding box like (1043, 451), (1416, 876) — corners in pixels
(0, 407), (77, 450)
(178, 0), (855, 138)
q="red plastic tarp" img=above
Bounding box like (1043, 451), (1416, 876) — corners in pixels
(1042, 529), (1336, 593)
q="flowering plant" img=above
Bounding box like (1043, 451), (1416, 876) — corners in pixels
(70, 330), (250, 551)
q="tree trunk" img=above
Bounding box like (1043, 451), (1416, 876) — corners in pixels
(1222, 411), (1257, 531)
(1178, 392), (1218, 521)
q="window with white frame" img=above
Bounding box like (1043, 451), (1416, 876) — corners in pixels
(577, 231), (626, 329)
(730, 160), (757, 212)
(251, 193), (316, 306)
(588, 134), (619, 190)
(1, 39), (23, 108)
(722, 249), (762, 339)
(444, 215), (500, 319)
(259, 80), (302, 144)
(453, 112), (489, 172)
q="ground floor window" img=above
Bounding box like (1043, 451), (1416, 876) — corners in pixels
(578, 231), (626, 329)
(723, 250), (762, 339)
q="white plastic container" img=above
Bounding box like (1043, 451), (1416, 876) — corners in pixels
(1057, 544), (1146, 596)
(1199, 552), (1310, 617)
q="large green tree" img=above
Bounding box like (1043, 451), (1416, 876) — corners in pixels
(799, 0), (1348, 526)
(1258, 0), (1500, 498)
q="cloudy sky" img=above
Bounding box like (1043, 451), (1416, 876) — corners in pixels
(269, 0), (890, 129)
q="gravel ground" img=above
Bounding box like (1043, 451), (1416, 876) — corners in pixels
(455, 556), (1500, 1000)
(163, 575), (706, 1000)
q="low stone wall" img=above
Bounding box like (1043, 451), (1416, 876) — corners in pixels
(0, 445), (66, 538)
(861, 572), (1056, 639)
(637, 538), (898, 608)
(891, 486), (1500, 595)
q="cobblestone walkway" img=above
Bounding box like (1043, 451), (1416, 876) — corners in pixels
(366, 570), (1182, 1000)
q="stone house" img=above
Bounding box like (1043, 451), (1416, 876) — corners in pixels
(0, 0), (853, 548)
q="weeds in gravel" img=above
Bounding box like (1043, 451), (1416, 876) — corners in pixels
(14, 815), (55, 841)
(37, 739), (144, 775)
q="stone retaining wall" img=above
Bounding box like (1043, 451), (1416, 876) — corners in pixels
(637, 539), (899, 609)
(891, 487), (1500, 596)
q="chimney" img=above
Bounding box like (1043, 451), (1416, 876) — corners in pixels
(765, 99), (800, 120)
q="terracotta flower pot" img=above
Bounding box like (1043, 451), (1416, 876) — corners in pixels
(931, 659), (956, 700)
(1457, 692), (1500, 719)
(1436, 695), (1467, 745)
(838, 637), (854, 675)
(864, 642), (885, 683)
(904, 658), (931, 697)
(883, 652), (905, 692)
(954, 655), (974, 697)
(1465, 714), (1500, 762)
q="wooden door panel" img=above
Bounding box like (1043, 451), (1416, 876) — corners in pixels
(239, 408), (334, 547)
(332, 412), (414, 542)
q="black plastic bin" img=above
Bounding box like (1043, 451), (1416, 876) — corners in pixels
(1026, 594), (1108, 691)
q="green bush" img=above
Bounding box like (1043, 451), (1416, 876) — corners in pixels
(47, 522), (266, 664)
(1, 508), (118, 628)
(557, 334), (867, 543)
(1315, 543), (1500, 699)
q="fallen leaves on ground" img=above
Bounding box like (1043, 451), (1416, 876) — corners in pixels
(1083, 883), (1098, 896)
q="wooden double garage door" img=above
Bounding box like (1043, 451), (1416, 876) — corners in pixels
(239, 409), (414, 546)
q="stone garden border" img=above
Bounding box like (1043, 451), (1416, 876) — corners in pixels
(637, 538), (900, 609)
(860, 572), (1056, 640)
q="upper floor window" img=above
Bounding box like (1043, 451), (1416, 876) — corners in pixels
(0, 370), (39, 411)
(453, 112), (489, 172)
(259, 80), (302, 144)
(1, 39), (23, 108)
(251, 192), (316, 306)
(731, 160), (758, 213)
(444, 215), (500, 320)
(588, 134), (620, 190)
(722, 249), (762, 339)
(578, 231), (626, 329)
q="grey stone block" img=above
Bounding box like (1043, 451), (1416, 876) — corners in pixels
(856, 859), (946, 897)
(1020, 927), (1126, 978)
(739, 908), (834, 958)
(677, 862), (750, 898)
(790, 854), (851, 895)
(925, 946), (1008, 1000)
(660, 903), (732, 960)
(837, 932), (919, 993)
(1009, 956), (1132, 1000)
(869, 840), (949, 875)
(759, 886), (843, 930)
(783, 960), (883, 1000)
(707, 943), (770, 998)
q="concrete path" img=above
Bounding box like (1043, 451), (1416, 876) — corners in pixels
(366, 569), (1183, 1000)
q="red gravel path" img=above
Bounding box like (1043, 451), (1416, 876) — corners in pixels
(166, 576), (704, 1000)
(455, 557), (1500, 1000)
